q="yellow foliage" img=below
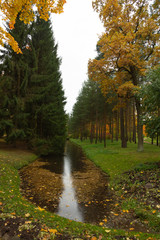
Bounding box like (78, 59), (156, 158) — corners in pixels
(0, 0), (66, 53)
(88, 0), (160, 104)
(117, 81), (139, 98)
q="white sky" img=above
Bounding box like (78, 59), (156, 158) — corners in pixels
(51, 0), (104, 114)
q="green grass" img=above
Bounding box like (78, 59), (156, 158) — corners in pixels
(0, 142), (160, 239)
(71, 139), (160, 180)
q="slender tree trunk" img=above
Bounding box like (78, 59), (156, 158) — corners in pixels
(99, 121), (103, 143)
(125, 104), (128, 142)
(95, 111), (98, 144)
(128, 102), (132, 143)
(103, 119), (106, 148)
(135, 98), (143, 151)
(120, 107), (127, 148)
(132, 101), (136, 143)
(90, 122), (94, 144)
(111, 114), (114, 142)
(130, 67), (143, 151)
(116, 110), (119, 141)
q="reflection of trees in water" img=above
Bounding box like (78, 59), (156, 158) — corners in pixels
(56, 156), (84, 222)
(65, 141), (86, 173)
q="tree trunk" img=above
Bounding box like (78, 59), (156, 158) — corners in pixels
(116, 110), (119, 141)
(90, 122), (94, 144)
(103, 120), (106, 148)
(132, 101), (136, 143)
(120, 107), (127, 148)
(128, 102), (132, 143)
(125, 104), (128, 142)
(95, 110), (98, 144)
(135, 98), (143, 151)
(151, 137), (153, 144)
(111, 114), (114, 142)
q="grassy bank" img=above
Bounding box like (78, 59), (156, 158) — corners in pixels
(71, 139), (160, 180)
(0, 142), (160, 239)
(71, 139), (160, 238)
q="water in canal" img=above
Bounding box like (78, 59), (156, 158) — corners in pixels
(20, 141), (113, 224)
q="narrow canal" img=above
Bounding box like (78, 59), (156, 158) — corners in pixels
(20, 141), (113, 224)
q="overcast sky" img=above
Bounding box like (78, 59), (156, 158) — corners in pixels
(51, 0), (104, 114)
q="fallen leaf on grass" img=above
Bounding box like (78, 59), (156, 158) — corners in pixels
(25, 221), (32, 224)
(48, 229), (57, 234)
(25, 213), (30, 217)
(41, 228), (48, 232)
(99, 222), (104, 226)
(11, 212), (16, 215)
(122, 209), (129, 213)
(103, 218), (107, 222)
(105, 229), (111, 233)
(91, 237), (97, 240)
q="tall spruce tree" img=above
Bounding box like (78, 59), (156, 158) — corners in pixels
(0, 16), (66, 155)
(26, 16), (66, 155)
(0, 16), (31, 143)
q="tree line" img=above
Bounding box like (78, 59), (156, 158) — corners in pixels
(69, 0), (160, 151)
(0, 15), (66, 156)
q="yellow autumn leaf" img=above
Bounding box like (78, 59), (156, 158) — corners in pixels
(99, 222), (104, 226)
(129, 228), (134, 231)
(41, 228), (48, 232)
(25, 213), (30, 217)
(10, 213), (16, 216)
(48, 229), (57, 234)
(91, 237), (97, 240)
(122, 209), (129, 213)
(37, 206), (45, 211)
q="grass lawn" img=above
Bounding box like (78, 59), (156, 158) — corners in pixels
(0, 140), (160, 239)
(71, 139), (160, 180)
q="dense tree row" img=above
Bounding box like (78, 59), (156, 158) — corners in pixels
(0, 15), (66, 155)
(69, 65), (160, 149)
(88, 0), (160, 151)
(69, 0), (160, 149)
(68, 79), (138, 148)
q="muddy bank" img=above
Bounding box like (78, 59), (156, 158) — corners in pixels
(20, 159), (63, 212)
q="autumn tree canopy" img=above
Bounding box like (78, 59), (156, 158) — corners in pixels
(88, 0), (160, 151)
(0, 0), (66, 53)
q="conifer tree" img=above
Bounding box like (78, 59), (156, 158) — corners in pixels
(0, 16), (31, 143)
(27, 16), (66, 155)
(0, 15), (66, 155)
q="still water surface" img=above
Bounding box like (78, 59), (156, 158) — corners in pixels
(20, 141), (113, 224)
